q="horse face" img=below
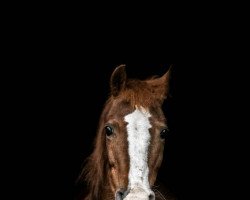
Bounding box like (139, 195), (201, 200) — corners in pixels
(82, 65), (171, 200)
(103, 65), (171, 200)
(104, 99), (168, 200)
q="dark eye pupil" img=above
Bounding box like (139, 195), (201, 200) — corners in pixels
(105, 126), (113, 136)
(160, 129), (168, 139)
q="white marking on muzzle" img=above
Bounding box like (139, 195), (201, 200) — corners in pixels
(124, 106), (154, 199)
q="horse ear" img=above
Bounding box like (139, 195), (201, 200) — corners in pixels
(110, 64), (127, 97)
(160, 66), (172, 95)
(146, 66), (172, 102)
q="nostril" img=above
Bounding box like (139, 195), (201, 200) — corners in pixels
(115, 188), (126, 200)
(149, 193), (155, 200)
(115, 192), (123, 200)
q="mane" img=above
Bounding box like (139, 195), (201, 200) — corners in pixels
(112, 77), (169, 108)
(79, 99), (113, 200)
(79, 75), (169, 199)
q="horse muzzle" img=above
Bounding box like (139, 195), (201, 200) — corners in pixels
(115, 187), (155, 200)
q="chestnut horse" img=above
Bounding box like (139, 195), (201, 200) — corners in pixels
(79, 65), (176, 200)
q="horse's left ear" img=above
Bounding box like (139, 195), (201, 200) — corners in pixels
(146, 66), (172, 102)
(110, 64), (127, 97)
(160, 66), (172, 95)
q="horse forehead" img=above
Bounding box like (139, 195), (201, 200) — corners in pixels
(124, 106), (152, 128)
(122, 106), (167, 131)
(107, 99), (165, 126)
(124, 106), (151, 121)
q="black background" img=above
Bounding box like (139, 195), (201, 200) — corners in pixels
(20, 63), (233, 200)
(5, 6), (242, 200)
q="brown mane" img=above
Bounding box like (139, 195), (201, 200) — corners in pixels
(112, 77), (169, 108)
(79, 66), (171, 200)
(80, 99), (113, 200)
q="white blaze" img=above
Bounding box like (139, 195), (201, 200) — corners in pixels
(124, 106), (152, 194)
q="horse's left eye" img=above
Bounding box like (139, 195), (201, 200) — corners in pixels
(105, 126), (113, 137)
(160, 128), (169, 139)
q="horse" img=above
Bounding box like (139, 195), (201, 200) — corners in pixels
(78, 65), (176, 200)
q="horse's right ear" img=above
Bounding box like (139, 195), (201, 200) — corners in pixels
(110, 64), (127, 97)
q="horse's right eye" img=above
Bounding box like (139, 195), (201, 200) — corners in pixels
(105, 126), (113, 137)
(160, 128), (169, 139)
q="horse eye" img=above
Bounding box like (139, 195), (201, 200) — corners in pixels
(160, 128), (168, 139)
(105, 126), (113, 137)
